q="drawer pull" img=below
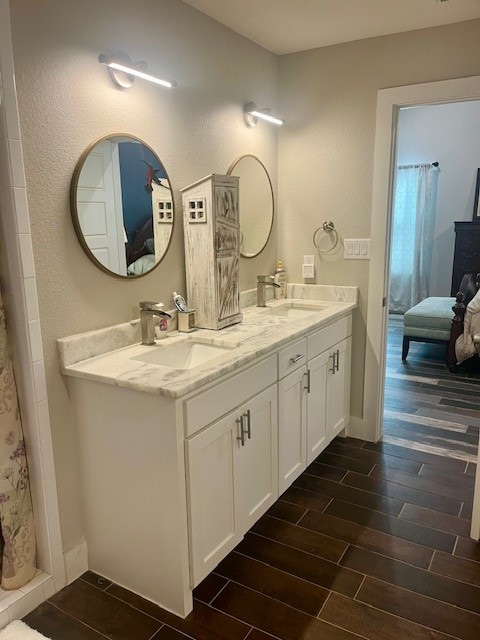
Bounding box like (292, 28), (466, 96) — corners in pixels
(244, 409), (252, 439)
(290, 354), (306, 364)
(329, 353), (336, 374)
(236, 416), (247, 446)
(304, 369), (311, 393)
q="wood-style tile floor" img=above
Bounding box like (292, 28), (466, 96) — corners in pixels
(385, 315), (480, 464)
(23, 317), (480, 640)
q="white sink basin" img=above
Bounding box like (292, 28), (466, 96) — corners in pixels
(131, 340), (236, 369)
(264, 303), (326, 319)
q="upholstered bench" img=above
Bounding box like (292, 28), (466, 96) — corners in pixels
(402, 297), (455, 361)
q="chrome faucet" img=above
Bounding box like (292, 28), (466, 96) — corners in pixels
(139, 301), (172, 345)
(256, 275), (280, 307)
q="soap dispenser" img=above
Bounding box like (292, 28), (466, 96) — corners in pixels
(273, 261), (287, 300)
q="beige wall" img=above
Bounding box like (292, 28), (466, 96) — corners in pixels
(10, 0), (480, 555)
(10, 0), (279, 550)
(277, 19), (480, 420)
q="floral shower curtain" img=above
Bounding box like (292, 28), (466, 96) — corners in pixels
(389, 164), (439, 313)
(0, 290), (36, 589)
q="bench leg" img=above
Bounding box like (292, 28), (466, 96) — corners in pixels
(402, 336), (410, 361)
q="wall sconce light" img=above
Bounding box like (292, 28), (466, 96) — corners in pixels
(98, 51), (177, 89)
(244, 101), (285, 127)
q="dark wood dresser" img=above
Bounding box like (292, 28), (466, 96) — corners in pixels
(451, 220), (480, 295)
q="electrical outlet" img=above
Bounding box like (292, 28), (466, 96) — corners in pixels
(303, 255), (315, 265)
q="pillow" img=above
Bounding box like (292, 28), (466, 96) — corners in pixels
(127, 254), (156, 276)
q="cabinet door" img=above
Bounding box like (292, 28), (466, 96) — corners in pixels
(186, 413), (241, 587)
(306, 351), (329, 465)
(235, 386), (278, 531)
(327, 338), (349, 441)
(278, 366), (308, 494)
(186, 385), (278, 587)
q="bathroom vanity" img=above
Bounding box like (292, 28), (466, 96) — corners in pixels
(58, 286), (357, 617)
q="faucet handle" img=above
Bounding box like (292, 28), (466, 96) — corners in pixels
(140, 301), (164, 311)
(257, 275), (274, 283)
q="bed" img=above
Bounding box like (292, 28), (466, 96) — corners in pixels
(125, 217), (156, 276)
(449, 273), (480, 370)
(402, 273), (480, 371)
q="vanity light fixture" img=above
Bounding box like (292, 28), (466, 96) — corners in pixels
(244, 101), (285, 127)
(98, 52), (177, 89)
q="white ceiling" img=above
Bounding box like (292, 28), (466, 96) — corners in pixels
(181, 0), (480, 55)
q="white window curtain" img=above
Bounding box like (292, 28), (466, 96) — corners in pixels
(389, 164), (439, 314)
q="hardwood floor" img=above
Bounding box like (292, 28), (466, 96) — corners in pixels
(23, 317), (480, 639)
(384, 315), (480, 464)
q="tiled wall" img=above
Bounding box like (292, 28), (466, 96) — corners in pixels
(0, 0), (65, 623)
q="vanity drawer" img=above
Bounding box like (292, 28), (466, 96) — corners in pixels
(185, 354), (277, 437)
(278, 338), (308, 379)
(308, 316), (352, 360)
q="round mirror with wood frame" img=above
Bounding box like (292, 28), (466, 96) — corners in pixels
(227, 154), (274, 258)
(70, 133), (174, 278)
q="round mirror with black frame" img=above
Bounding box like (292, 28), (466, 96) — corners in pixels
(70, 134), (174, 278)
(227, 154), (274, 258)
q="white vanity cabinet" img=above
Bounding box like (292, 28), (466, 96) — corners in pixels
(278, 316), (352, 490)
(186, 315), (350, 585)
(306, 336), (351, 462)
(306, 350), (329, 464)
(308, 317), (352, 449)
(186, 385), (278, 586)
(277, 339), (308, 493)
(326, 337), (351, 440)
(61, 305), (354, 619)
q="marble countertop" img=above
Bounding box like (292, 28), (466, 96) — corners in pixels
(58, 284), (358, 399)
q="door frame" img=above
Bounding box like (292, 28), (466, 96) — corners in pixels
(364, 75), (480, 539)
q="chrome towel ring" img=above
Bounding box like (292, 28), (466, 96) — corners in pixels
(313, 221), (339, 253)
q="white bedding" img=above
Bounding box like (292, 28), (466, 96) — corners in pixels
(455, 288), (480, 364)
(127, 254), (155, 276)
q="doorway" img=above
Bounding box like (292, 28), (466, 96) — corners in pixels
(383, 100), (480, 462)
(365, 75), (480, 538)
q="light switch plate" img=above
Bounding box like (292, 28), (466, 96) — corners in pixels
(344, 239), (371, 260)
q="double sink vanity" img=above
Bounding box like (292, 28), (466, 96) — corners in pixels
(64, 130), (359, 616)
(58, 284), (357, 617)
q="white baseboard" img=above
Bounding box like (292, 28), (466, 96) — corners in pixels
(63, 539), (88, 585)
